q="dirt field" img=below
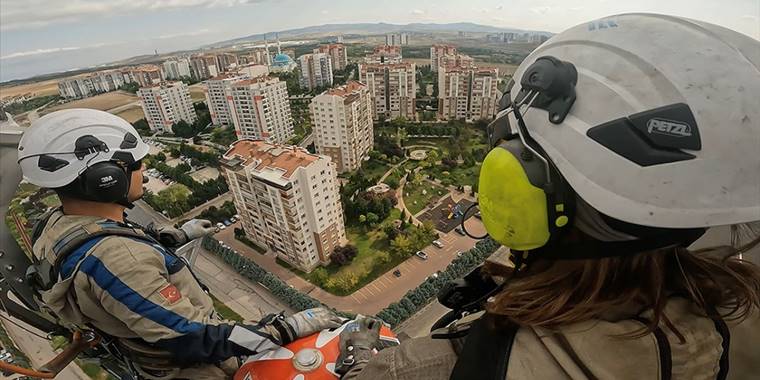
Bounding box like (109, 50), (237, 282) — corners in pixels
(190, 167), (220, 183)
(115, 105), (145, 123)
(0, 79), (60, 100)
(189, 85), (206, 102)
(42, 91), (138, 115)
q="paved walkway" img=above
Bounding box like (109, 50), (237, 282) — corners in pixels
(194, 248), (293, 319)
(377, 158), (408, 184)
(173, 193), (233, 222)
(213, 218), (486, 315)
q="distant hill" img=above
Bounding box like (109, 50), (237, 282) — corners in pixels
(209, 22), (551, 48)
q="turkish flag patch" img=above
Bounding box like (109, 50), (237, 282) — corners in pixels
(159, 284), (182, 304)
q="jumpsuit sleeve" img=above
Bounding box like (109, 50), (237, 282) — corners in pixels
(77, 236), (284, 365)
(342, 335), (459, 380)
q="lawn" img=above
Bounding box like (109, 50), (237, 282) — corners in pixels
(361, 159), (392, 183)
(277, 209), (409, 296)
(210, 293), (244, 322)
(404, 180), (447, 215)
(430, 163), (482, 188)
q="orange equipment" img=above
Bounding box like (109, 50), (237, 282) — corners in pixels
(234, 321), (399, 380)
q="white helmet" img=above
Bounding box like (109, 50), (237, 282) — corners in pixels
(18, 109), (149, 189)
(507, 13), (760, 229)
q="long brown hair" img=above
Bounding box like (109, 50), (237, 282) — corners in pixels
(484, 233), (760, 334)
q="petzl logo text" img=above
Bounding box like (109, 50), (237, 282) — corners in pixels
(646, 118), (692, 137)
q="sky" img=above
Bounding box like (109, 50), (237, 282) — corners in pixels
(1, 0), (758, 82)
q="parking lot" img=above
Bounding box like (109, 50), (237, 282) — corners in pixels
(344, 217), (487, 309)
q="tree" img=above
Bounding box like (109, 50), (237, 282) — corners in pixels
(155, 152), (166, 162)
(366, 212), (380, 225)
(390, 235), (413, 257)
(119, 82), (140, 94)
(311, 267), (329, 287)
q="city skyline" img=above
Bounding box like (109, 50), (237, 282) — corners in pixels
(1, 0), (758, 82)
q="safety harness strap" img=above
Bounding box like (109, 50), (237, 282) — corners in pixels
(449, 315), (518, 380)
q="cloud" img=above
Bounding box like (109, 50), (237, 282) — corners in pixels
(157, 28), (212, 40)
(1, 47), (81, 60)
(321, 10), (329, 15)
(568, 6), (584, 11)
(1, 0), (267, 31)
(411, 9), (425, 15)
(496, 5), (503, 10)
(740, 14), (757, 20)
(530, 6), (552, 15)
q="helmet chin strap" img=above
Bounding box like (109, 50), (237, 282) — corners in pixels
(531, 228), (707, 260)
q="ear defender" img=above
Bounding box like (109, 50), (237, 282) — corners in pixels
(478, 138), (573, 251)
(81, 161), (131, 203)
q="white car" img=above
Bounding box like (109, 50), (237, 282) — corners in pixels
(432, 240), (444, 248)
(415, 251), (428, 260)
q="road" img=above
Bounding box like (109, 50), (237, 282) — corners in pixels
(193, 247), (294, 320)
(396, 300), (450, 338)
(105, 100), (141, 114)
(215, 217), (487, 315)
(172, 193), (233, 223)
(1, 315), (90, 380)
(298, 132), (314, 148)
(125, 199), (171, 226)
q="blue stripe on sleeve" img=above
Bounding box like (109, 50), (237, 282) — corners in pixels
(60, 236), (108, 279)
(78, 255), (203, 334)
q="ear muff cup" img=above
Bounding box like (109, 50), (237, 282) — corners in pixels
(81, 161), (130, 203)
(479, 142), (551, 250)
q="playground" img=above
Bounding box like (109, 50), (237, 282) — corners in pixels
(417, 196), (478, 233)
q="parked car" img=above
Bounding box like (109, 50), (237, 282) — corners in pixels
(456, 250), (463, 257)
(230, 217), (237, 223)
(415, 251), (428, 260)
(393, 269), (402, 277)
(233, 214), (241, 220)
(432, 240), (444, 248)
(223, 219), (232, 226)
(454, 226), (466, 236)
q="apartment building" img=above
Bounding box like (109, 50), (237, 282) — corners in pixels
(385, 33), (409, 46)
(359, 61), (416, 121)
(162, 58), (192, 80)
(190, 55), (219, 80)
(364, 45), (402, 64)
(226, 76), (294, 143)
(215, 53), (239, 72)
(137, 81), (197, 133)
(310, 81), (374, 173)
(430, 44), (457, 71)
(439, 54), (475, 70)
(57, 70), (126, 99)
(297, 53), (334, 91)
(124, 65), (163, 88)
(438, 65), (499, 121)
(314, 44), (348, 71)
(204, 73), (247, 127)
(240, 48), (271, 66)
(221, 140), (346, 272)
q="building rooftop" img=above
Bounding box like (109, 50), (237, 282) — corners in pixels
(272, 53), (294, 66)
(222, 139), (320, 180)
(325, 81), (366, 97)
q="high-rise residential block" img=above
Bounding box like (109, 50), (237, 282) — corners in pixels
(364, 45), (402, 64)
(190, 55), (219, 80)
(58, 70), (126, 99)
(310, 81), (374, 173)
(204, 73), (247, 127)
(438, 65), (499, 122)
(298, 53), (334, 91)
(314, 44), (348, 71)
(162, 58), (192, 80)
(430, 44), (457, 71)
(215, 53), (239, 72)
(239, 49), (271, 65)
(124, 65), (163, 87)
(221, 140), (346, 272)
(359, 62), (416, 121)
(385, 33), (409, 46)
(137, 81), (197, 133)
(226, 76), (294, 143)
